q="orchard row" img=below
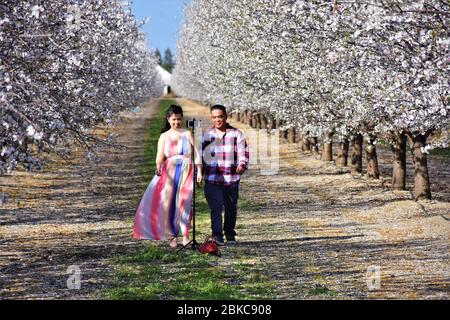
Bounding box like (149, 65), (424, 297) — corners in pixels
(173, 0), (449, 199)
(1, 0), (162, 173)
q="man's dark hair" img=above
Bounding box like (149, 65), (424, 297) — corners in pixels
(210, 104), (227, 114)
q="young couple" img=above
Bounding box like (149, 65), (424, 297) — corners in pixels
(133, 104), (249, 248)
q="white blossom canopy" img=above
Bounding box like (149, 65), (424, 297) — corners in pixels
(173, 0), (449, 149)
(1, 0), (163, 173)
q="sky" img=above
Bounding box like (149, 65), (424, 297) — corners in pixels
(130, 0), (191, 57)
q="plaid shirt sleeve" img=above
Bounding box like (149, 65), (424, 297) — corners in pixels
(236, 129), (249, 171)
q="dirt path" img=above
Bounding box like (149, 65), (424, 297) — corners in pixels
(0, 99), (159, 299)
(178, 98), (450, 299)
(1, 97), (448, 300)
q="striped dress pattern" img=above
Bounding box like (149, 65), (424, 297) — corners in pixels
(133, 130), (193, 240)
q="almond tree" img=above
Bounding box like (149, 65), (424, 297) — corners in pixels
(1, 0), (162, 174)
(173, 0), (449, 199)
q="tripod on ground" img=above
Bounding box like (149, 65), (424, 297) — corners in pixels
(177, 118), (201, 253)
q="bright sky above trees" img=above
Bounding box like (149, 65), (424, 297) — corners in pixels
(131, 0), (191, 55)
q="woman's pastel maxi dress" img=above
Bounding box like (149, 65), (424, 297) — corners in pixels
(133, 130), (193, 240)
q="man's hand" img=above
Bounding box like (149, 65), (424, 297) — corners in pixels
(196, 172), (203, 185)
(236, 164), (246, 174)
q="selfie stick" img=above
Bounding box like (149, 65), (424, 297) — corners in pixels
(177, 118), (200, 253)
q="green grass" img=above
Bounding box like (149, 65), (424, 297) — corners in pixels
(99, 99), (274, 300)
(308, 284), (339, 298)
(101, 244), (274, 300)
(429, 147), (450, 160)
(139, 99), (173, 180)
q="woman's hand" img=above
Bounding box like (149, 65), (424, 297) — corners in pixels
(155, 165), (162, 176)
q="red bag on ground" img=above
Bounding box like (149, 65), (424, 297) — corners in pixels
(198, 236), (221, 257)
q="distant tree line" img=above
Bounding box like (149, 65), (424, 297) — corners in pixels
(154, 48), (174, 73)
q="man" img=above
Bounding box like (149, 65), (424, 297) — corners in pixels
(202, 105), (249, 245)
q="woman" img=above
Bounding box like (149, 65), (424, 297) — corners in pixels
(133, 105), (202, 248)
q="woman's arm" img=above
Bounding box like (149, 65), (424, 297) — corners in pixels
(155, 134), (166, 175)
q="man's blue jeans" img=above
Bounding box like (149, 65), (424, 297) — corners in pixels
(204, 181), (239, 237)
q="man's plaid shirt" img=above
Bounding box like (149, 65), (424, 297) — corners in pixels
(202, 123), (249, 186)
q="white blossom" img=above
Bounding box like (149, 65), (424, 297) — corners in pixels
(26, 125), (36, 137)
(173, 0), (448, 150)
(1, 0), (163, 173)
(30, 5), (43, 19)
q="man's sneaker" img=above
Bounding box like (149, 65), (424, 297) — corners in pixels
(212, 235), (224, 246)
(226, 235), (236, 245)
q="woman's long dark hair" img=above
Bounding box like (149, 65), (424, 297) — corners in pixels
(161, 104), (183, 133)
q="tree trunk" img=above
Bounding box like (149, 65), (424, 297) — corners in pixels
(295, 129), (301, 143)
(365, 136), (380, 179)
(321, 133), (333, 161)
(275, 119), (283, 139)
(255, 113), (262, 129)
(391, 132), (407, 190)
(310, 137), (319, 154)
(250, 112), (258, 129)
(268, 115), (275, 130)
(260, 115), (268, 131)
(298, 133), (304, 151)
(351, 134), (363, 175)
(300, 134), (309, 152)
(336, 139), (349, 167)
(409, 133), (432, 200)
(246, 111), (250, 126)
(276, 120), (283, 138)
(288, 128), (295, 143)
